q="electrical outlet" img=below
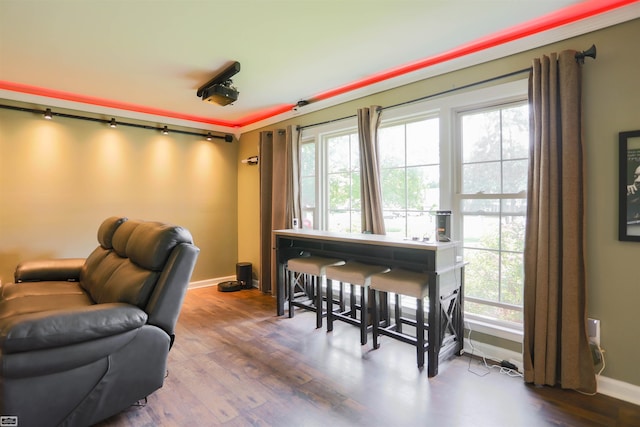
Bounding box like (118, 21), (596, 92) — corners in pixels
(587, 318), (600, 346)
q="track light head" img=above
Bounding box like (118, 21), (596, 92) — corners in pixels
(241, 156), (259, 165)
(109, 118), (117, 128)
(161, 126), (169, 135)
(43, 108), (52, 120)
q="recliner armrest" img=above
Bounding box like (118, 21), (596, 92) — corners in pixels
(14, 258), (85, 282)
(0, 303), (148, 353)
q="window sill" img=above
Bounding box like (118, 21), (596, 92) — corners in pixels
(465, 316), (523, 343)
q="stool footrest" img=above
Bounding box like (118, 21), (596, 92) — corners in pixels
(377, 328), (429, 349)
(396, 316), (429, 329)
(290, 300), (317, 310)
(332, 312), (372, 330)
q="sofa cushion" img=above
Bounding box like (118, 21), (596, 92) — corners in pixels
(80, 220), (193, 308)
(14, 258), (85, 283)
(127, 222), (194, 271)
(0, 303), (148, 354)
(90, 261), (159, 307)
(112, 219), (141, 257)
(79, 217), (128, 286)
(97, 216), (128, 249)
(1, 281), (86, 301)
(0, 282), (93, 322)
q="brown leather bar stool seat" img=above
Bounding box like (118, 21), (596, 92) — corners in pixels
(286, 255), (345, 328)
(325, 261), (389, 345)
(369, 269), (429, 368)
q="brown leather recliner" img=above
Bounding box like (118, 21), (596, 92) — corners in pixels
(0, 216), (200, 426)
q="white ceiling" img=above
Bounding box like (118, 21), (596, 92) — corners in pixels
(1, 1), (638, 134)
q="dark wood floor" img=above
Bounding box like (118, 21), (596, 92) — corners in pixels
(97, 287), (640, 427)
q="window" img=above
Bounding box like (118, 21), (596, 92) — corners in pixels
(456, 102), (529, 326)
(379, 116), (440, 238)
(301, 114), (441, 237)
(299, 125), (361, 232)
(299, 80), (529, 334)
(300, 140), (317, 229)
(327, 132), (361, 233)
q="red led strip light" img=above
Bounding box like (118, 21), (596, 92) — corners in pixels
(0, 0), (636, 129)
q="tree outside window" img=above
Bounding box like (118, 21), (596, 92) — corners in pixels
(458, 102), (529, 324)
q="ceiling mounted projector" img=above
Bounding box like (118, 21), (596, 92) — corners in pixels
(201, 84), (238, 106)
(197, 61), (240, 106)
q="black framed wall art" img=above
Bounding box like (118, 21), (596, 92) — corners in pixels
(619, 130), (640, 241)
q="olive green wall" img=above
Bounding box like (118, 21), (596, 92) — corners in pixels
(0, 107), (238, 283)
(238, 19), (640, 387)
(237, 131), (261, 283)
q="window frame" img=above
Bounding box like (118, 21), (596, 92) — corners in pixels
(300, 120), (358, 231)
(299, 79), (529, 341)
(377, 111), (442, 238)
(450, 82), (529, 339)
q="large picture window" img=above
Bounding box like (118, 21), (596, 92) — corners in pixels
(299, 80), (529, 335)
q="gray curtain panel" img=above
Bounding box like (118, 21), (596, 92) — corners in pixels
(357, 106), (386, 235)
(523, 50), (596, 393)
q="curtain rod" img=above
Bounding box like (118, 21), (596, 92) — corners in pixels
(297, 44), (596, 132)
(297, 67), (530, 131)
(0, 103), (234, 142)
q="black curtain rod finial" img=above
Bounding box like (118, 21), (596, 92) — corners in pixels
(576, 44), (596, 64)
(293, 100), (310, 112)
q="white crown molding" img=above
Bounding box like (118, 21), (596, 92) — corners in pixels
(3, 4), (638, 138)
(241, 3), (640, 134)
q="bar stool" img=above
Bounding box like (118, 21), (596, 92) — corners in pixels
(325, 261), (389, 345)
(369, 269), (429, 368)
(287, 255), (345, 328)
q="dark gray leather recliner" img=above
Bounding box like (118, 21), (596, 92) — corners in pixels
(0, 216), (200, 426)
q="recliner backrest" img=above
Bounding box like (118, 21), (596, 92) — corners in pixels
(80, 216), (127, 287)
(80, 218), (196, 313)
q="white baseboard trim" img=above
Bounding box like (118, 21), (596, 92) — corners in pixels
(597, 375), (640, 406)
(463, 338), (640, 406)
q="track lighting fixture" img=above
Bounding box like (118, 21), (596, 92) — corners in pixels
(1, 104), (234, 142)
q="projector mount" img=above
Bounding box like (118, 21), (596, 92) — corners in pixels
(197, 61), (240, 106)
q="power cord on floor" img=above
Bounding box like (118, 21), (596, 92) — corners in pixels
(575, 341), (606, 396)
(466, 325), (606, 394)
(466, 327), (523, 378)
